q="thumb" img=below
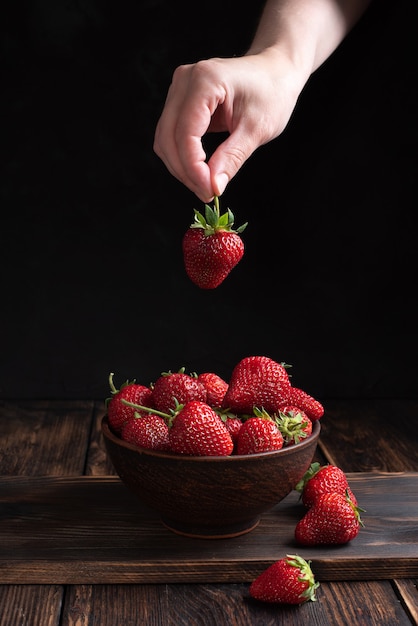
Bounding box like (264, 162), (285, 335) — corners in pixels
(209, 130), (260, 196)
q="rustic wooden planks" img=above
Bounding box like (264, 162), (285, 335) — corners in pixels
(0, 400), (95, 476)
(0, 585), (63, 626)
(318, 398), (418, 472)
(58, 581), (414, 626)
(1, 472), (417, 584)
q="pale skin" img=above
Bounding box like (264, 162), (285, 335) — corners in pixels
(153, 0), (372, 202)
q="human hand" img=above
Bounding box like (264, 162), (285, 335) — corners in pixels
(153, 52), (305, 202)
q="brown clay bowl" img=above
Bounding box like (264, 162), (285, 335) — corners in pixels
(101, 415), (320, 539)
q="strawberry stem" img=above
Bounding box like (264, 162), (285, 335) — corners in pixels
(121, 399), (171, 420)
(190, 196), (247, 236)
(108, 372), (118, 395)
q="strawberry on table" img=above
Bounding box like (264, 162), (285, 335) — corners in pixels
(121, 414), (170, 452)
(222, 355), (292, 415)
(151, 368), (207, 413)
(295, 462), (358, 508)
(106, 372), (154, 434)
(284, 386), (324, 422)
(236, 409), (284, 455)
(295, 491), (364, 545)
(169, 400), (234, 456)
(182, 195), (247, 289)
(249, 554), (319, 604)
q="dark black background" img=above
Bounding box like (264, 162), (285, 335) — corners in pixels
(1, 0), (417, 400)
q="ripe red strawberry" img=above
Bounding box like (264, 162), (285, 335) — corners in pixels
(121, 414), (170, 451)
(197, 372), (229, 408)
(106, 372), (154, 434)
(151, 368), (207, 413)
(276, 405), (312, 446)
(295, 462), (358, 508)
(249, 554), (319, 604)
(169, 400), (234, 456)
(216, 409), (243, 445)
(284, 387), (324, 421)
(295, 491), (364, 545)
(224, 416), (243, 445)
(236, 411), (284, 455)
(221, 356), (292, 415)
(182, 196), (247, 289)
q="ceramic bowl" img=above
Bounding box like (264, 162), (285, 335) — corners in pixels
(101, 415), (320, 539)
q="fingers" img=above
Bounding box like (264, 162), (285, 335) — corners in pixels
(208, 127), (262, 197)
(154, 63), (221, 202)
(153, 56), (294, 201)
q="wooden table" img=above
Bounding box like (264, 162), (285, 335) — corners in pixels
(1, 398), (417, 625)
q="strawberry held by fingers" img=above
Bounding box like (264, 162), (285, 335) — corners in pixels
(249, 554), (319, 604)
(182, 196), (247, 289)
(221, 355), (292, 415)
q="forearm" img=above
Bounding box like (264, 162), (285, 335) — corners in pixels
(246, 0), (372, 82)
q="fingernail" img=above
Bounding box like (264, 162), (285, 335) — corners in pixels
(214, 173), (229, 196)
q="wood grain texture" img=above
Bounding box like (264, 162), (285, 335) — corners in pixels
(0, 585), (63, 626)
(393, 579), (418, 624)
(1, 472), (417, 584)
(59, 581), (413, 626)
(318, 398), (418, 472)
(85, 402), (117, 476)
(0, 400), (95, 475)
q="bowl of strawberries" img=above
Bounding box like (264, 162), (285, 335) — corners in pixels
(101, 355), (323, 539)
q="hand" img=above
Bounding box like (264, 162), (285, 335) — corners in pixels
(153, 52), (305, 202)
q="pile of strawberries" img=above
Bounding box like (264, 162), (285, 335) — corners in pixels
(106, 354), (365, 605)
(249, 462), (365, 604)
(105, 355), (324, 457)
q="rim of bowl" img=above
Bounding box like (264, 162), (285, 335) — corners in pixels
(101, 415), (320, 462)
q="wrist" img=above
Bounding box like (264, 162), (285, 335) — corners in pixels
(244, 46), (311, 100)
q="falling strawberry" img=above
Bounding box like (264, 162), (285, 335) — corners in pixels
(249, 554), (319, 604)
(106, 372), (154, 434)
(197, 372), (229, 408)
(284, 387), (324, 422)
(295, 491), (364, 545)
(295, 462), (358, 508)
(276, 405), (312, 446)
(169, 400), (234, 456)
(236, 409), (284, 455)
(182, 195), (247, 289)
(151, 368), (207, 413)
(121, 414), (170, 452)
(221, 356), (292, 415)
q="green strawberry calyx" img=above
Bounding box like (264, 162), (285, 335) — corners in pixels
(285, 554), (320, 602)
(190, 196), (248, 236)
(275, 410), (309, 445)
(294, 462), (322, 494)
(346, 489), (366, 527)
